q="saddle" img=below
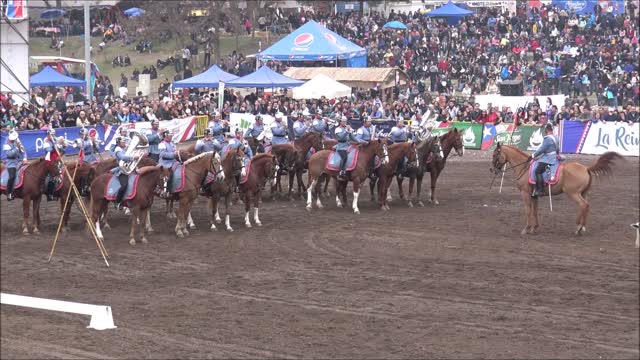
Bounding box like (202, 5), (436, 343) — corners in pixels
(239, 159), (252, 185)
(528, 160), (563, 186)
(325, 146), (359, 172)
(0, 165), (28, 191)
(169, 163), (186, 193)
(105, 172), (140, 203)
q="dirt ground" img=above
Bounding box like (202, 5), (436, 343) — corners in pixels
(1, 151), (638, 359)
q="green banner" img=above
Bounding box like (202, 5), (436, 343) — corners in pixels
(490, 125), (544, 151)
(430, 122), (483, 150)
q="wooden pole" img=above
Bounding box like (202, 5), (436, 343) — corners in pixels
(49, 157), (80, 262)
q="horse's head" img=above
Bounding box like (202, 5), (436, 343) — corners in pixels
(449, 128), (465, 157)
(406, 142), (419, 169)
(209, 151), (224, 181)
(308, 131), (324, 152)
(490, 142), (508, 174)
(430, 136), (444, 162)
(374, 138), (389, 165)
(232, 147), (245, 177)
(48, 159), (64, 179)
(265, 154), (279, 187)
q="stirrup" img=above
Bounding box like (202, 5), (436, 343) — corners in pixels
(7, 193), (15, 201)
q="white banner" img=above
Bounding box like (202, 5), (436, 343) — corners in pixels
(228, 113), (288, 133)
(579, 122), (639, 157)
(474, 94), (566, 111)
(104, 117), (196, 152)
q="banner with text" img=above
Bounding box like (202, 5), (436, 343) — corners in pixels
(429, 122), (483, 150)
(0, 126), (105, 160)
(103, 116), (197, 153)
(481, 124), (545, 151)
(560, 120), (639, 157)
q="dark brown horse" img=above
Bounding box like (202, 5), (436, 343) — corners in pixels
(288, 132), (324, 199)
(270, 143), (297, 198)
(306, 139), (389, 214)
(368, 142), (418, 211)
(58, 161), (96, 232)
(205, 147), (245, 232)
(158, 151), (223, 237)
(89, 166), (164, 245)
(238, 153), (279, 227)
(490, 144), (623, 235)
(0, 158), (62, 235)
(401, 129), (463, 207)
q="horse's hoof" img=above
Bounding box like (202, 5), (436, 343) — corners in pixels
(189, 224), (196, 230)
(521, 229), (528, 236)
(256, 222), (262, 227)
(176, 230), (184, 238)
(407, 201), (414, 208)
(103, 223), (111, 230)
(418, 201), (425, 207)
(434, 200), (440, 205)
(306, 205), (312, 212)
(98, 236), (104, 242)
(245, 223), (252, 228)
(141, 237), (148, 244)
(317, 203), (324, 209)
(354, 209), (360, 215)
(22, 229), (29, 235)
(129, 239), (136, 245)
(380, 206), (387, 212)
(210, 224), (218, 231)
(183, 229), (190, 236)
(580, 226), (587, 234)
(226, 227), (234, 232)
(146, 227), (154, 233)
(61, 227), (67, 233)
(33, 228), (40, 235)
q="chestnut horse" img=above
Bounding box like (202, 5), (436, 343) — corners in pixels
(159, 151), (223, 238)
(0, 158), (62, 234)
(368, 142), (419, 211)
(89, 166), (164, 245)
(490, 144), (623, 235)
(205, 147), (245, 232)
(306, 139), (389, 214)
(288, 132), (324, 199)
(238, 153), (279, 227)
(319, 139), (338, 198)
(59, 162), (96, 232)
(400, 129), (464, 207)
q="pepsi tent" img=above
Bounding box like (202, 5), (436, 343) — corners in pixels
(226, 65), (303, 88)
(172, 65), (238, 88)
(425, 1), (475, 25)
(30, 66), (85, 88)
(258, 20), (367, 68)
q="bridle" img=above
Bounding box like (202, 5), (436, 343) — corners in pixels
(492, 148), (530, 180)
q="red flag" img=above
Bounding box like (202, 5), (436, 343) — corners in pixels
(78, 148), (85, 163)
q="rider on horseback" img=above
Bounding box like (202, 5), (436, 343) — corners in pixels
(335, 116), (357, 179)
(43, 128), (66, 201)
(75, 128), (99, 164)
(158, 130), (178, 196)
(209, 110), (227, 144)
(110, 127), (130, 156)
(195, 128), (222, 154)
(145, 119), (162, 163)
(311, 114), (327, 136)
(228, 128), (252, 180)
(113, 136), (140, 210)
(3, 130), (27, 201)
(356, 116), (376, 179)
(244, 115), (265, 153)
(529, 123), (559, 198)
(270, 112), (288, 145)
(389, 120), (410, 177)
(293, 112), (308, 140)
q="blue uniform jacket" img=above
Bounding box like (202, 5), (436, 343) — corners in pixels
(533, 134), (559, 164)
(195, 138), (222, 154)
(311, 119), (326, 134)
(158, 140), (176, 168)
(355, 126), (372, 143)
(389, 126), (408, 144)
(209, 121), (225, 143)
(270, 121), (288, 145)
(111, 147), (134, 176)
(292, 120), (308, 139)
(244, 123), (264, 139)
(228, 138), (253, 160)
(334, 127), (357, 151)
(77, 138), (98, 164)
(145, 129), (161, 155)
(3, 142), (26, 168)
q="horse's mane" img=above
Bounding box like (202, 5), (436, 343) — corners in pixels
(501, 145), (529, 158)
(137, 165), (161, 176)
(251, 153), (274, 163)
(183, 151), (212, 165)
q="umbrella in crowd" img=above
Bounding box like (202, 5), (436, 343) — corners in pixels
(124, 7), (145, 17)
(40, 9), (65, 20)
(382, 20), (407, 30)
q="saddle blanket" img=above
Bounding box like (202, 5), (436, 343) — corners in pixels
(305, 147), (317, 161)
(264, 145), (273, 154)
(326, 146), (359, 172)
(0, 165), (28, 191)
(239, 158), (251, 184)
(528, 160), (563, 185)
(169, 164), (186, 193)
(105, 173), (140, 202)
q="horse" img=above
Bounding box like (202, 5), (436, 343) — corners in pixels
(205, 147), (245, 232)
(0, 158), (63, 235)
(402, 128), (464, 206)
(94, 155), (156, 176)
(89, 166), (164, 245)
(288, 132), (324, 199)
(368, 142), (419, 211)
(58, 162), (96, 232)
(319, 139), (338, 198)
(269, 143), (297, 198)
(490, 144), (623, 235)
(306, 139), (389, 214)
(238, 153), (279, 227)
(159, 151), (223, 238)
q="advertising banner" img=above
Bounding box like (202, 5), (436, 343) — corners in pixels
(482, 124), (545, 151)
(560, 120), (639, 157)
(550, 0), (624, 15)
(1, 126), (105, 160)
(103, 117), (197, 154)
(429, 122), (483, 150)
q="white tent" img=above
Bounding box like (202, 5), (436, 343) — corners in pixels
(292, 74), (352, 100)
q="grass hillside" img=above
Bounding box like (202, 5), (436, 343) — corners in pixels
(29, 32), (283, 97)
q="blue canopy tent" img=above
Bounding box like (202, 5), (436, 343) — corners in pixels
(124, 7), (145, 17)
(30, 66), (85, 88)
(226, 66), (303, 88)
(258, 20), (367, 68)
(40, 9), (65, 20)
(172, 65), (238, 88)
(383, 21), (407, 30)
(425, 1), (475, 25)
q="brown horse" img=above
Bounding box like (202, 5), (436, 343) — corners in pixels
(490, 144), (623, 235)
(205, 147), (245, 232)
(401, 129), (464, 207)
(270, 143), (297, 198)
(0, 158), (62, 235)
(369, 142), (419, 211)
(288, 132), (324, 199)
(94, 155), (156, 176)
(319, 138), (338, 198)
(58, 162), (96, 232)
(306, 139), (389, 214)
(238, 153), (279, 227)
(89, 166), (164, 245)
(159, 151), (223, 238)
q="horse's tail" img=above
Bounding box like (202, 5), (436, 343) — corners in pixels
(587, 152), (624, 178)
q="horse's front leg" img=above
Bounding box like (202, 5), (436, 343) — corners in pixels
(22, 197), (31, 235)
(145, 209), (154, 233)
(352, 180), (361, 214)
(60, 194), (74, 232)
(520, 191), (533, 235)
(175, 196), (185, 238)
(253, 190), (263, 226)
(306, 176), (318, 211)
(287, 169), (295, 200)
(224, 193), (234, 231)
(397, 176), (405, 201)
(139, 208), (149, 244)
(429, 170), (440, 205)
(244, 193), (252, 228)
(129, 206), (140, 245)
(296, 168), (307, 198)
(32, 195), (42, 234)
(369, 176), (376, 202)
(377, 176), (387, 211)
(407, 176), (415, 208)
(416, 174), (424, 207)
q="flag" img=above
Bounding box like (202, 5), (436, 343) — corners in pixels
(5, 0), (25, 19)
(481, 124), (497, 150)
(78, 148), (85, 164)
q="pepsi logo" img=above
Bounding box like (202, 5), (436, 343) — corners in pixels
(324, 33), (337, 44)
(294, 33), (314, 48)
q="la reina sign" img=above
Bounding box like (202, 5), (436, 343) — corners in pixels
(582, 122), (639, 156)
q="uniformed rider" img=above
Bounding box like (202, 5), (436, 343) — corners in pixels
(228, 128), (253, 178)
(3, 130), (27, 201)
(158, 130), (178, 195)
(335, 116), (357, 179)
(110, 127), (130, 156)
(43, 128), (66, 201)
(270, 113), (288, 145)
(529, 123), (559, 197)
(112, 136), (140, 210)
(311, 115), (328, 136)
(244, 115), (265, 153)
(195, 128), (222, 154)
(74, 128), (99, 164)
(292, 112), (308, 140)
(209, 110), (227, 144)
(145, 119), (162, 163)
